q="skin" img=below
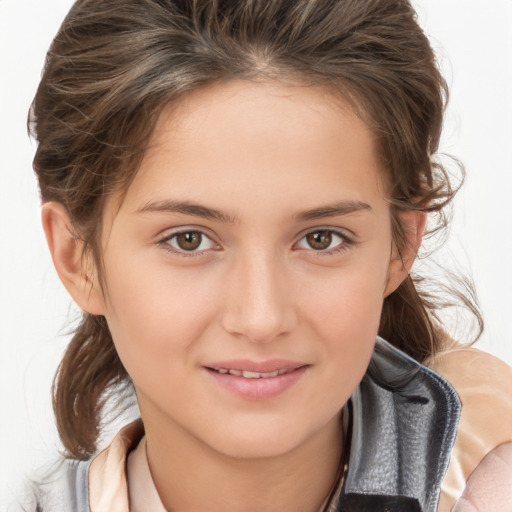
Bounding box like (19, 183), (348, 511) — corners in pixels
(43, 80), (424, 512)
(452, 442), (512, 512)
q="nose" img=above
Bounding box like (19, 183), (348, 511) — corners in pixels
(221, 249), (298, 343)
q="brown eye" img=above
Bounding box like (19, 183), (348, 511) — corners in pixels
(296, 230), (348, 254)
(163, 230), (217, 255)
(306, 231), (333, 250)
(175, 231), (202, 251)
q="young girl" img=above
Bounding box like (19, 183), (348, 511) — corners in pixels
(19, 0), (512, 510)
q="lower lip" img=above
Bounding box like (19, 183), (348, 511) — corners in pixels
(205, 366), (309, 401)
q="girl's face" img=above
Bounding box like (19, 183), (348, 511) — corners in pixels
(93, 80), (418, 459)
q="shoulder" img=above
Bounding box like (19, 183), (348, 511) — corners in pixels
(429, 345), (512, 396)
(428, 347), (512, 510)
(429, 347), (512, 451)
(452, 441), (512, 511)
(88, 419), (144, 512)
(6, 420), (144, 512)
(6, 458), (91, 512)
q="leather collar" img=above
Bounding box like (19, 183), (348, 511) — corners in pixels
(339, 337), (461, 512)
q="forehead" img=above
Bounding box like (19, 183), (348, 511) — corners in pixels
(116, 79), (389, 219)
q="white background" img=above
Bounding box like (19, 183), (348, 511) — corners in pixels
(1, 0), (511, 505)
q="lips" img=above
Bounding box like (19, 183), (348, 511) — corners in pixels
(209, 367), (296, 378)
(205, 359), (306, 374)
(204, 360), (309, 400)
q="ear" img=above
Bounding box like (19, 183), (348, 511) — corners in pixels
(41, 201), (106, 315)
(383, 210), (426, 297)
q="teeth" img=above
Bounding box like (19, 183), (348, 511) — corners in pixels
(213, 368), (292, 378)
(261, 370), (280, 378)
(242, 370), (261, 378)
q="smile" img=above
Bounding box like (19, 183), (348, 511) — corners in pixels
(205, 363), (309, 400)
(210, 368), (295, 378)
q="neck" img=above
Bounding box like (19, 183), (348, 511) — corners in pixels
(143, 412), (344, 512)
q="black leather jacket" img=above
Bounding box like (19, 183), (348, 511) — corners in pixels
(338, 337), (460, 511)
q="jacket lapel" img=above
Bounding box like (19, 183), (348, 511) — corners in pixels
(340, 337), (461, 512)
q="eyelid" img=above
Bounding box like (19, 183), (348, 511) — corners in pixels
(155, 224), (219, 242)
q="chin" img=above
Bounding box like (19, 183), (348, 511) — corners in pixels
(200, 413), (336, 461)
(211, 431), (305, 460)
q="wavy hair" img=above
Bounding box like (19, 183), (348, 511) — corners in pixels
(30, 0), (482, 459)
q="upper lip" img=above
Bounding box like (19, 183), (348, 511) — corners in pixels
(204, 359), (308, 373)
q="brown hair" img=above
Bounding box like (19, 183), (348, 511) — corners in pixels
(30, 0), (482, 459)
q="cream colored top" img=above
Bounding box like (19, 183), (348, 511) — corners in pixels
(127, 437), (163, 512)
(429, 348), (512, 511)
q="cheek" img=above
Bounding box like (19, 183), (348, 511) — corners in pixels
(100, 251), (221, 377)
(302, 258), (388, 335)
(299, 259), (388, 380)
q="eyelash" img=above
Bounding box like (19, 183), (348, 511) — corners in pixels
(157, 228), (354, 257)
(157, 230), (219, 258)
(294, 229), (353, 257)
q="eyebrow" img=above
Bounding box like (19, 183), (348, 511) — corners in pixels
(136, 200), (237, 223)
(295, 200), (372, 221)
(135, 199), (372, 223)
